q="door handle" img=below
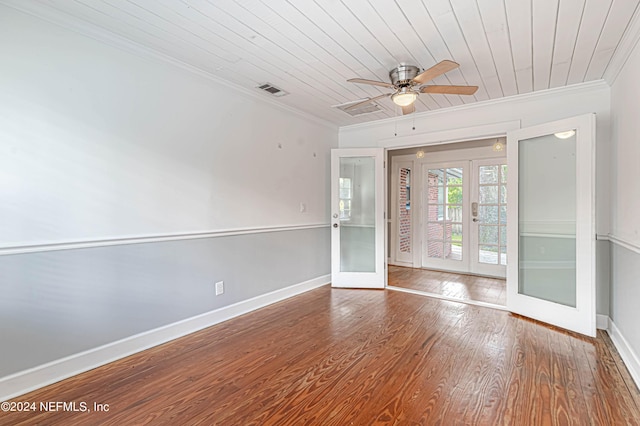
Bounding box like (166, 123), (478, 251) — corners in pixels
(333, 223), (339, 228)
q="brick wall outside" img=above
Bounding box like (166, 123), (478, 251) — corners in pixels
(399, 168), (411, 253)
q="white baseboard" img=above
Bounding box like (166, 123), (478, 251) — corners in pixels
(596, 314), (609, 330)
(387, 260), (412, 268)
(0, 275), (330, 402)
(607, 319), (640, 390)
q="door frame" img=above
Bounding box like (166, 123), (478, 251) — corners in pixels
(506, 113), (596, 337)
(389, 148), (508, 278)
(390, 158), (415, 267)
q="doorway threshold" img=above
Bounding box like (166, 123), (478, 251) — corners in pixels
(386, 285), (508, 311)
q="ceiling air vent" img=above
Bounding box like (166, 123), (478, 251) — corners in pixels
(333, 100), (384, 117)
(256, 82), (288, 97)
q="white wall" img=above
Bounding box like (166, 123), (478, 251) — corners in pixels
(0, 5), (337, 248)
(0, 4), (336, 397)
(609, 26), (640, 373)
(340, 81), (611, 315)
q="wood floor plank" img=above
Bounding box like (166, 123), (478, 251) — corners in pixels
(388, 265), (506, 306)
(1, 273), (639, 425)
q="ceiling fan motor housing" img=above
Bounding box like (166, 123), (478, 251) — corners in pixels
(389, 65), (420, 87)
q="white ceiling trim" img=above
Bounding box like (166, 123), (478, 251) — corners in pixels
(377, 120), (521, 150)
(602, 2), (640, 84)
(0, 0), (339, 131)
(340, 79), (609, 132)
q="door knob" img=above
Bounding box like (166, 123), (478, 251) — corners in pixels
(333, 223), (339, 228)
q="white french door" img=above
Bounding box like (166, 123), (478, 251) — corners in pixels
(469, 159), (508, 277)
(331, 148), (385, 288)
(420, 159), (507, 278)
(421, 162), (470, 273)
(506, 114), (595, 337)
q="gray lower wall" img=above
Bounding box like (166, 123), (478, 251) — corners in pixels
(0, 227), (330, 378)
(596, 240), (610, 316)
(610, 242), (640, 359)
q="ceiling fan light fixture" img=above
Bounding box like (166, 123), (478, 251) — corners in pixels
(391, 88), (417, 107)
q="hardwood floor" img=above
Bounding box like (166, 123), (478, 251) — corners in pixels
(2, 286), (638, 425)
(389, 265), (506, 305)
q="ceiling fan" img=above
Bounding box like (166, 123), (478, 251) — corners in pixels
(346, 60), (478, 115)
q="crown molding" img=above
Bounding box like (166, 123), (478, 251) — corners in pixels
(0, 0), (338, 131)
(339, 80), (609, 133)
(603, 3), (640, 84)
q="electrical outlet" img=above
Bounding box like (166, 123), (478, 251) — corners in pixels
(215, 281), (224, 296)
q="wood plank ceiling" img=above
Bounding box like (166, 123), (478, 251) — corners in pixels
(15, 0), (640, 126)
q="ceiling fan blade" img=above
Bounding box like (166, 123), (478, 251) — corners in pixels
(420, 85), (479, 95)
(347, 78), (395, 89)
(345, 93), (391, 110)
(401, 104), (415, 115)
(412, 60), (460, 84)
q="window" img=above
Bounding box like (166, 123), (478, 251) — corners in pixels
(339, 177), (352, 220)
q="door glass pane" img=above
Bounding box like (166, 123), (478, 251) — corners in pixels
(447, 206), (462, 221)
(518, 132), (576, 307)
(479, 245), (499, 264)
(479, 165), (498, 184)
(479, 186), (498, 203)
(479, 206), (498, 224)
(499, 226), (507, 246)
(447, 168), (463, 185)
(447, 186), (462, 204)
(339, 157), (376, 272)
(479, 225), (498, 244)
(428, 222), (444, 240)
(429, 169), (444, 185)
(499, 206), (507, 224)
(445, 242), (461, 260)
(428, 241), (443, 258)
(428, 204), (444, 220)
(398, 168), (411, 253)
